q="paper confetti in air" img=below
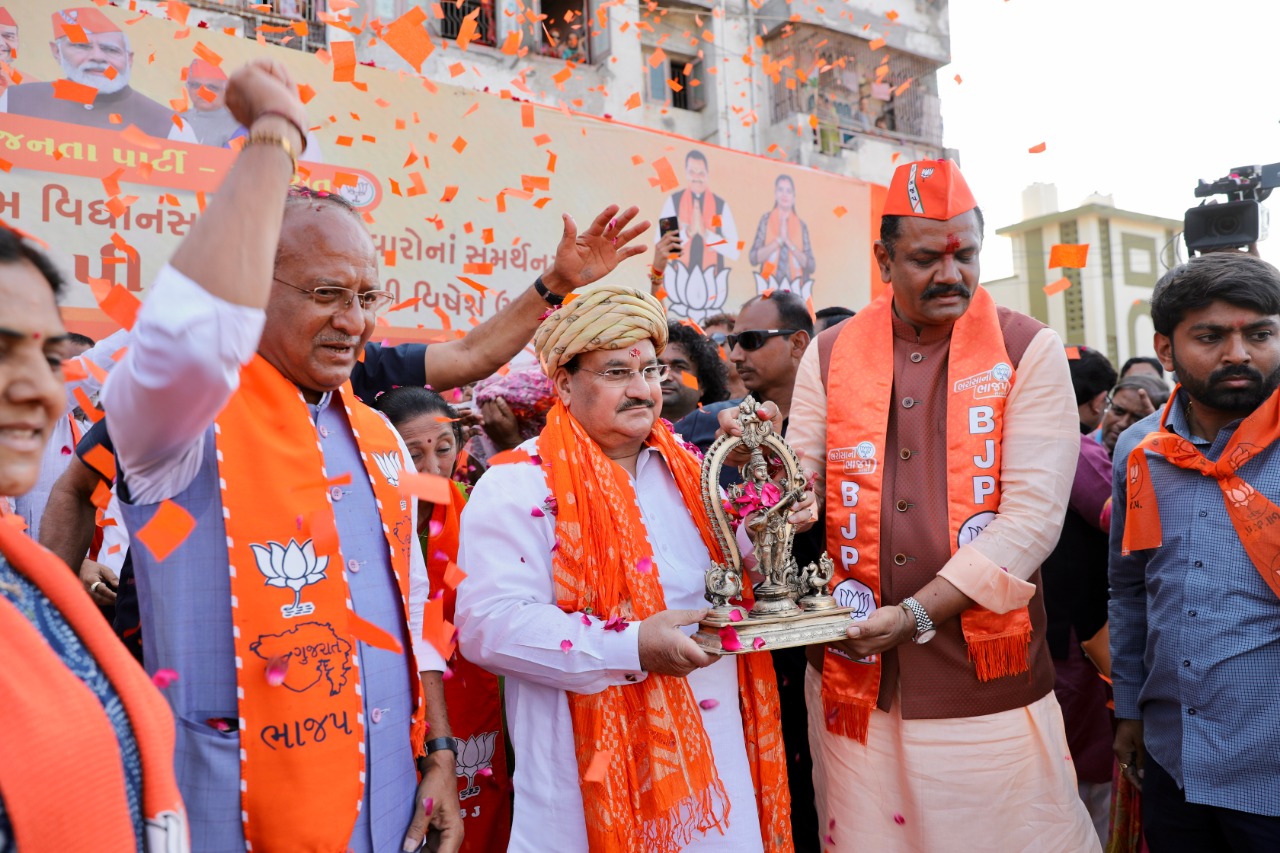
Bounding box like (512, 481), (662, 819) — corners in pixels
(583, 749), (613, 782)
(1048, 243), (1089, 268)
(1043, 277), (1072, 296)
(135, 500), (197, 562)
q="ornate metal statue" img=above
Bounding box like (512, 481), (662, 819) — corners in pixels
(694, 396), (854, 654)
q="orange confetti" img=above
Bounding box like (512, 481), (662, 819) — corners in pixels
(521, 103), (535, 127)
(347, 611), (403, 653)
(833, 205), (848, 218)
(62, 23), (89, 44)
(1043, 277), (1072, 296)
(452, 136), (468, 153)
(624, 91), (641, 110)
(135, 500), (197, 562)
(397, 471), (453, 504)
(440, 186), (459, 202)
(1028, 142), (1047, 154)
(51, 79), (98, 105)
(1065, 346), (1081, 360)
(651, 157), (679, 192)
(869, 37), (886, 50)
(382, 5), (434, 71)
(99, 284), (142, 331)
(422, 596), (456, 661)
(331, 40), (357, 82)
(1048, 244), (1089, 268)
(192, 42), (223, 68)
(583, 750), (613, 783)
(443, 561), (467, 590)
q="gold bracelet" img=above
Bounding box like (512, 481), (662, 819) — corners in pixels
(243, 130), (298, 173)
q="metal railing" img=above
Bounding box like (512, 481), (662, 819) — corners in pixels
(182, 0), (330, 51)
(440, 0), (497, 47)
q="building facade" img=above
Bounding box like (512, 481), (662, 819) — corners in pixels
(983, 183), (1182, 366)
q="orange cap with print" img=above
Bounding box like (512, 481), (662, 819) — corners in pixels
(51, 7), (121, 39)
(189, 58), (227, 80)
(0, 9), (16, 28)
(881, 159), (977, 221)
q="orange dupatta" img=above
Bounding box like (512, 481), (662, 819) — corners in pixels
(0, 518), (187, 852)
(1122, 386), (1280, 599)
(763, 208), (804, 280)
(678, 189), (721, 271)
(539, 401), (791, 853)
(822, 286), (1033, 743)
(215, 355), (425, 852)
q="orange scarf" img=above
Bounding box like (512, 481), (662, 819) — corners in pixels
(215, 356), (425, 852)
(1123, 386), (1280, 599)
(0, 518), (187, 852)
(823, 286), (1032, 743)
(763, 207), (804, 280)
(539, 401), (792, 853)
(677, 189), (720, 271)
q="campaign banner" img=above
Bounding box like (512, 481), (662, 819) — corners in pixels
(0, 2), (875, 341)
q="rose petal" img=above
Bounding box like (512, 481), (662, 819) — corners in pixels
(530, 507), (545, 517)
(265, 656), (288, 687)
(151, 668), (179, 688)
(422, 796), (434, 813)
(636, 556), (653, 573)
(752, 637), (766, 650)
(478, 767), (493, 777)
(580, 614), (591, 626)
(442, 665), (455, 680)
(560, 639), (573, 653)
(728, 609), (743, 623)
(698, 698), (720, 710)
(718, 626), (742, 652)
(893, 813), (906, 825)
(427, 519), (444, 538)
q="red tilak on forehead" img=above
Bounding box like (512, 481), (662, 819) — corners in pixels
(944, 234), (961, 253)
(629, 347), (640, 358)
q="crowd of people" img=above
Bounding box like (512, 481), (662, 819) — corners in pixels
(1, 58), (1277, 853)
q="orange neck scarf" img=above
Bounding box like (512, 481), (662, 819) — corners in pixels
(0, 519), (187, 852)
(539, 401), (792, 853)
(822, 286), (1032, 743)
(215, 355), (425, 852)
(763, 207), (804, 280)
(678, 189), (720, 271)
(1123, 386), (1280, 599)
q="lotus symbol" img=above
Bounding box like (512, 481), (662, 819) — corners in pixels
(251, 539), (329, 618)
(453, 731), (498, 800)
(372, 450), (403, 487)
(752, 271), (814, 303)
(664, 262), (730, 325)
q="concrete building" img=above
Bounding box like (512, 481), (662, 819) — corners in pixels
(983, 183), (1182, 366)
(145, 0), (952, 188)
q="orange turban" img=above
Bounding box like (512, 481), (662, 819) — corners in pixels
(882, 159), (977, 221)
(51, 7), (120, 39)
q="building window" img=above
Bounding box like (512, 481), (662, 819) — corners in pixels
(533, 0), (609, 63)
(646, 51), (705, 112)
(440, 0), (497, 47)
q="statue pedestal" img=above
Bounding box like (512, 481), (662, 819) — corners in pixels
(694, 605), (856, 655)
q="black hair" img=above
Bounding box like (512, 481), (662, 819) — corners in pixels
(66, 332), (96, 349)
(666, 321), (730, 405)
(685, 149), (709, 169)
(1067, 345), (1117, 405)
(879, 206), (985, 260)
(1119, 355), (1164, 379)
(703, 312), (736, 330)
(0, 225), (64, 297)
(742, 290), (814, 338)
(814, 306), (855, 332)
(1111, 374), (1171, 410)
(1150, 253), (1280, 337)
(373, 386), (460, 442)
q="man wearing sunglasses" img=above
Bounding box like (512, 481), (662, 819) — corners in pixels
(780, 159), (1096, 852)
(99, 61), (649, 853)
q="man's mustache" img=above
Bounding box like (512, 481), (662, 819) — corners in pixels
(1211, 364), (1263, 384)
(616, 398), (655, 413)
(921, 284), (972, 301)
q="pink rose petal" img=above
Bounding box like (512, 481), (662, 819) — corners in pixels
(752, 637), (766, 650)
(441, 665), (455, 681)
(477, 767), (492, 777)
(264, 656), (288, 687)
(580, 614), (591, 626)
(422, 796), (434, 813)
(728, 609), (743, 623)
(698, 698), (720, 710)
(151, 668), (179, 688)
(530, 507), (545, 517)
(893, 813), (905, 825)
(718, 626), (742, 652)
(560, 639), (574, 653)
(427, 519), (444, 538)
(636, 556), (653, 573)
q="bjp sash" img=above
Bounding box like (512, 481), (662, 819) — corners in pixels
(540, 401), (792, 853)
(763, 208), (805, 281)
(677, 189), (721, 271)
(822, 285), (1033, 743)
(0, 517), (188, 852)
(1123, 386), (1280, 600)
(215, 355), (425, 852)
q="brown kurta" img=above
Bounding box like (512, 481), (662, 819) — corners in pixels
(807, 307), (1057, 719)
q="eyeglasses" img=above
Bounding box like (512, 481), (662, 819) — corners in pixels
(1104, 397), (1141, 421)
(584, 364), (670, 385)
(709, 332), (728, 346)
(274, 277), (396, 315)
(726, 329), (799, 351)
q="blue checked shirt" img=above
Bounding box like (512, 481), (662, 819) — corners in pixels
(1109, 391), (1280, 816)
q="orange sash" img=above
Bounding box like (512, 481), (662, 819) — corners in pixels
(540, 401), (792, 853)
(677, 189), (720, 271)
(215, 355), (425, 852)
(763, 208), (804, 280)
(1123, 386), (1280, 599)
(822, 286), (1032, 743)
(0, 518), (187, 852)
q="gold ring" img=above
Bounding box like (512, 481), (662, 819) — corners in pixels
(1118, 762), (1129, 772)
(90, 581), (103, 594)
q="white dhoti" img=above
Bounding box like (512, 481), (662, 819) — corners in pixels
(805, 665), (1101, 853)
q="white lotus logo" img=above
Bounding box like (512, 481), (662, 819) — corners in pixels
(251, 539), (329, 618)
(752, 272), (814, 303)
(372, 450), (403, 487)
(664, 261), (730, 325)
(453, 731), (498, 800)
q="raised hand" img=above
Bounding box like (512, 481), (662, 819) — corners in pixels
(542, 205), (650, 295)
(224, 58), (307, 148)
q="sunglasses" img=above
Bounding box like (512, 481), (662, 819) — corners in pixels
(726, 329), (799, 351)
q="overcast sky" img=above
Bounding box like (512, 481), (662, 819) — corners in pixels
(940, 0), (1280, 281)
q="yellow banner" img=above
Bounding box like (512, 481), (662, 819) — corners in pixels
(0, 2), (874, 341)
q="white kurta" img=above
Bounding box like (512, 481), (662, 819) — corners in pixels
(455, 440), (763, 853)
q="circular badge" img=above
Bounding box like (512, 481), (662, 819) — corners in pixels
(832, 578), (877, 621)
(856, 441), (876, 459)
(956, 510), (997, 547)
(992, 362), (1013, 382)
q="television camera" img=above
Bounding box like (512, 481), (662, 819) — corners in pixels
(1184, 163), (1280, 253)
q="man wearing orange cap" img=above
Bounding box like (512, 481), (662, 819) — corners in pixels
(785, 159), (1099, 851)
(6, 7), (197, 142)
(181, 59), (240, 148)
(0, 7), (19, 105)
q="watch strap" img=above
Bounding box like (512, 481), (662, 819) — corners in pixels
(533, 275), (565, 306)
(424, 736), (456, 755)
(899, 596), (935, 643)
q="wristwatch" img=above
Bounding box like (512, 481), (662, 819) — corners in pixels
(899, 597), (936, 644)
(425, 737), (456, 756)
(533, 275), (565, 306)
